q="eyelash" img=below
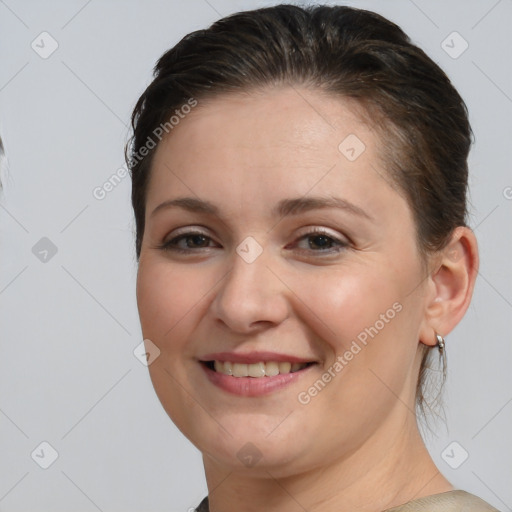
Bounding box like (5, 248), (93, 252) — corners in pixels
(157, 228), (349, 256)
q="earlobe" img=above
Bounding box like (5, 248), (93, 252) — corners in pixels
(419, 226), (479, 347)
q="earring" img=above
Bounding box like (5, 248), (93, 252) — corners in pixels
(435, 333), (445, 352)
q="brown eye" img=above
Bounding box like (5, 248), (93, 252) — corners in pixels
(181, 234), (210, 248)
(307, 234), (337, 250)
(292, 230), (348, 254)
(159, 231), (219, 253)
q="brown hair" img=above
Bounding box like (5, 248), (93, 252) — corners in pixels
(126, 4), (472, 419)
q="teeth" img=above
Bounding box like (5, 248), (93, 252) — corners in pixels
(265, 361), (280, 376)
(224, 361), (233, 376)
(248, 362), (265, 377)
(211, 360), (309, 377)
(279, 362), (291, 373)
(232, 363), (248, 377)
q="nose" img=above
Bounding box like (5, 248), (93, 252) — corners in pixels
(210, 248), (290, 334)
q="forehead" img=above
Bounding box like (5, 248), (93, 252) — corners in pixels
(157, 87), (377, 163)
(147, 87), (399, 219)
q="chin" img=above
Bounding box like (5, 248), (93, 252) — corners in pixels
(186, 415), (312, 473)
(202, 439), (303, 474)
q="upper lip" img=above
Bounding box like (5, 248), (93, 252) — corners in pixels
(199, 351), (317, 364)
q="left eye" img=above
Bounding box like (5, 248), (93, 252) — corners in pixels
(293, 232), (348, 252)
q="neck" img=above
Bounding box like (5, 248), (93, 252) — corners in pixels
(202, 411), (453, 512)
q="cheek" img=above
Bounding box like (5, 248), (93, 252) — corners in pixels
(287, 264), (420, 405)
(288, 264), (405, 349)
(136, 257), (212, 435)
(136, 257), (207, 348)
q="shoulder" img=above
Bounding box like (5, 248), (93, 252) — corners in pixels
(195, 491), (500, 512)
(384, 490), (501, 512)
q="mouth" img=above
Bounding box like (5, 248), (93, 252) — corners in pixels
(201, 360), (315, 377)
(198, 355), (318, 397)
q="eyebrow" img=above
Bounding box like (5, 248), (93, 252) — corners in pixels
(150, 195), (373, 220)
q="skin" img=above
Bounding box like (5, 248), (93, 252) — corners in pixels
(136, 87), (479, 512)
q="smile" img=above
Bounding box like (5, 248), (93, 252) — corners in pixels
(199, 357), (317, 397)
(206, 360), (313, 377)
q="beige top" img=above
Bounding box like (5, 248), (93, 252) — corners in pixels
(195, 491), (500, 511)
(384, 490), (500, 511)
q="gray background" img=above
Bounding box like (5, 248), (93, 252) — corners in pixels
(0, 1), (511, 511)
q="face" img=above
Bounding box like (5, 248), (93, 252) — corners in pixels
(136, 87), (429, 476)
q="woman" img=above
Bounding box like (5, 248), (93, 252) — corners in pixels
(126, 5), (498, 511)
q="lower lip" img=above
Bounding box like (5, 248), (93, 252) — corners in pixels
(200, 362), (315, 397)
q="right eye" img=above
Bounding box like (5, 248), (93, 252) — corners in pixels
(159, 231), (220, 254)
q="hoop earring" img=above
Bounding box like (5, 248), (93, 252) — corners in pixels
(435, 333), (445, 352)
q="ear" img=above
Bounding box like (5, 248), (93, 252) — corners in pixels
(419, 226), (479, 347)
